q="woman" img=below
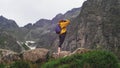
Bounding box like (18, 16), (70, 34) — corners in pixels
(57, 19), (70, 55)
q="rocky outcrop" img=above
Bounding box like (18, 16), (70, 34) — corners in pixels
(0, 49), (17, 58)
(1, 54), (20, 63)
(70, 48), (90, 55)
(77, 0), (120, 52)
(52, 51), (71, 59)
(0, 48), (50, 63)
(21, 48), (49, 62)
(65, 0), (120, 58)
(51, 48), (90, 59)
(0, 48), (90, 64)
(0, 49), (20, 63)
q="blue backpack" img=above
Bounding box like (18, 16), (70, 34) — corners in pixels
(55, 25), (61, 34)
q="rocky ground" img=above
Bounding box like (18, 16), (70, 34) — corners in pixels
(0, 48), (90, 64)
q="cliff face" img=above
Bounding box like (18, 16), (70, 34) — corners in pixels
(74, 0), (120, 56)
(58, 0), (120, 56)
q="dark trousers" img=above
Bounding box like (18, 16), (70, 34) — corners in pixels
(59, 32), (66, 48)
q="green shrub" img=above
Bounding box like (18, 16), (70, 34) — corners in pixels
(58, 64), (70, 68)
(0, 64), (6, 68)
(42, 50), (119, 68)
(118, 63), (120, 68)
(80, 50), (119, 68)
(10, 61), (30, 68)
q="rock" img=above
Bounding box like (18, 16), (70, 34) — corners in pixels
(0, 49), (17, 58)
(1, 54), (20, 63)
(0, 49), (20, 63)
(21, 48), (49, 63)
(59, 51), (71, 58)
(70, 48), (90, 55)
(52, 51), (71, 59)
(51, 48), (90, 59)
(0, 48), (91, 63)
(79, 0), (120, 49)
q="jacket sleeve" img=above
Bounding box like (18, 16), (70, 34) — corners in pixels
(65, 19), (70, 26)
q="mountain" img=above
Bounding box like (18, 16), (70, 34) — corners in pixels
(0, 16), (30, 52)
(0, 30), (22, 52)
(35, 7), (81, 48)
(24, 23), (33, 29)
(0, 16), (25, 52)
(0, 16), (19, 29)
(0, 0), (119, 59)
(21, 7), (81, 49)
(0, 0), (120, 67)
(33, 19), (51, 28)
(0, 7), (81, 52)
(51, 7), (81, 24)
(64, 8), (81, 19)
(60, 0), (120, 58)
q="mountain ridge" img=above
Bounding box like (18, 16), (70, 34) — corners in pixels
(0, 16), (19, 29)
(0, 7), (81, 52)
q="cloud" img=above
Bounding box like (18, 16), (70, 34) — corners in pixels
(0, 0), (86, 26)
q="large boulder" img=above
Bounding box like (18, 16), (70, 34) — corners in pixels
(1, 54), (20, 63)
(21, 48), (49, 63)
(0, 49), (20, 63)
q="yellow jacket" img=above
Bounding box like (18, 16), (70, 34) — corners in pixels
(59, 19), (70, 34)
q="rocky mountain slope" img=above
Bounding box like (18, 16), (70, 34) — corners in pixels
(23, 7), (81, 48)
(0, 0), (119, 58)
(0, 7), (81, 52)
(0, 31), (22, 52)
(0, 16), (18, 29)
(60, 0), (120, 58)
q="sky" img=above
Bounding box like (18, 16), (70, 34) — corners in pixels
(0, 0), (86, 27)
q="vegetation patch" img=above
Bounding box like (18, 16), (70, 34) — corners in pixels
(10, 61), (31, 68)
(0, 50), (119, 68)
(42, 50), (119, 68)
(0, 64), (6, 68)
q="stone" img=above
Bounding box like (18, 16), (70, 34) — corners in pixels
(52, 51), (71, 59)
(21, 48), (49, 63)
